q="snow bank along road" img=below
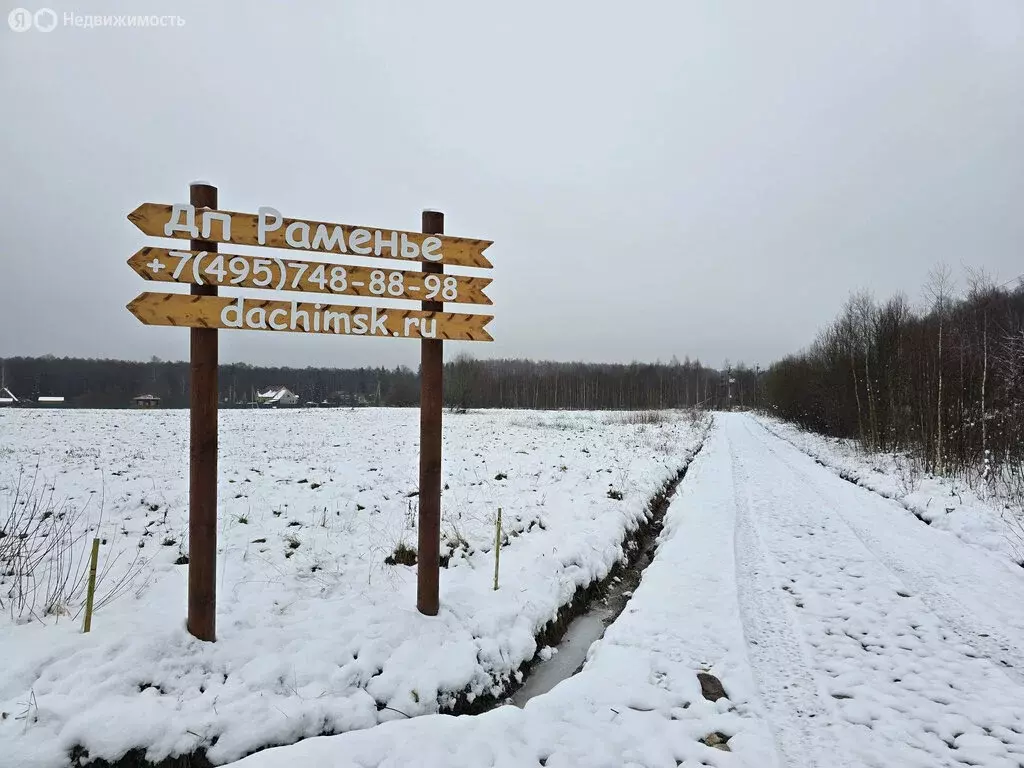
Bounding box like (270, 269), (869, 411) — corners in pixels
(234, 413), (1024, 768)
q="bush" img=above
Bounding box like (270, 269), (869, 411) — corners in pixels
(1, 470), (91, 620)
(1, 469), (146, 623)
(605, 411), (669, 425)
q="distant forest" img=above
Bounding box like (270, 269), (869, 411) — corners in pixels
(7, 269), (1023, 488)
(764, 271), (1024, 481)
(0, 355), (762, 411)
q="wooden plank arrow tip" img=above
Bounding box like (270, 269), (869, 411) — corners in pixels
(476, 315), (495, 342)
(127, 203), (147, 226)
(477, 241), (495, 269)
(126, 294), (145, 321)
(127, 248), (150, 274)
(477, 278), (494, 306)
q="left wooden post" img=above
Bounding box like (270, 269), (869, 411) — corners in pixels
(188, 181), (218, 642)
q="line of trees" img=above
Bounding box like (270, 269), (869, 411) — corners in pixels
(446, 356), (762, 411)
(0, 355), (764, 411)
(763, 269), (1024, 482)
(0, 356), (420, 409)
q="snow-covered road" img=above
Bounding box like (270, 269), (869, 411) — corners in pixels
(727, 414), (1024, 767)
(233, 413), (1024, 768)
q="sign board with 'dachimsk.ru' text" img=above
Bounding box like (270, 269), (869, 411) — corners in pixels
(126, 293), (494, 341)
(125, 184), (496, 643)
(126, 203), (494, 341)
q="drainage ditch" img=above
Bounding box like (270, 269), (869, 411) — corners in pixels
(449, 434), (708, 714)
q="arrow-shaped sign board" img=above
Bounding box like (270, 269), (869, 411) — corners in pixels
(127, 292), (494, 342)
(128, 203), (493, 269)
(127, 248), (493, 305)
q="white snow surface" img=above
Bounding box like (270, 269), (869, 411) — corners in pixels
(7, 411), (1024, 768)
(0, 408), (706, 767)
(232, 412), (778, 768)
(231, 414), (1024, 768)
(752, 414), (1024, 564)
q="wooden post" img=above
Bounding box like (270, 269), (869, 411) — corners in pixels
(188, 182), (218, 642)
(417, 209), (444, 615)
(493, 508), (502, 591)
(82, 538), (100, 632)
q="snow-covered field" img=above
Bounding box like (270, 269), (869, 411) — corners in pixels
(231, 414), (1024, 768)
(0, 408), (707, 768)
(8, 410), (1024, 768)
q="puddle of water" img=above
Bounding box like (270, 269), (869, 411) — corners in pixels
(511, 607), (613, 706)
(508, 469), (675, 708)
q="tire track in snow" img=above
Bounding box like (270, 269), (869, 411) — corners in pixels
(732, 416), (1024, 767)
(729, 425), (856, 768)
(744, 417), (1024, 690)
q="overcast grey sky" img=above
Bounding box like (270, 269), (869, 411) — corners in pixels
(1, 1), (1022, 369)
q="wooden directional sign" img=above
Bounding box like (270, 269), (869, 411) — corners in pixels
(127, 247), (493, 305)
(128, 203), (493, 269)
(126, 184), (497, 640)
(127, 292), (494, 342)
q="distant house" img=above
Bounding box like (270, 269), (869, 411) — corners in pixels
(133, 394), (161, 409)
(0, 387), (18, 407)
(256, 387), (299, 407)
(327, 390), (373, 407)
